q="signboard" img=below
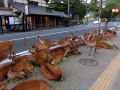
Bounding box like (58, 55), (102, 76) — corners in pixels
(25, 5), (29, 15)
(112, 9), (119, 12)
(14, 17), (19, 24)
(9, 17), (20, 25)
(9, 17), (14, 25)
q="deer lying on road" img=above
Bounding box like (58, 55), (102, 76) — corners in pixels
(0, 62), (11, 81)
(0, 40), (14, 62)
(101, 29), (117, 40)
(7, 62), (36, 80)
(41, 63), (63, 81)
(12, 80), (52, 90)
(83, 31), (119, 58)
(96, 41), (119, 49)
(0, 82), (7, 90)
(36, 36), (56, 48)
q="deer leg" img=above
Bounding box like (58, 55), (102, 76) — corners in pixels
(94, 48), (97, 59)
(113, 45), (120, 50)
(96, 48), (98, 55)
(88, 47), (92, 56)
(63, 48), (70, 58)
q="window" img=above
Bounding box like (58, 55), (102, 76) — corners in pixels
(0, 0), (4, 7)
(29, 1), (38, 6)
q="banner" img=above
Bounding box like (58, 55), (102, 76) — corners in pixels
(25, 5), (29, 15)
(112, 9), (119, 12)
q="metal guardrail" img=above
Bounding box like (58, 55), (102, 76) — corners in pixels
(0, 50), (29, 64)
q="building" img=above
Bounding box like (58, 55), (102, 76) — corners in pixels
(0, 0), (13, 33)
(12, 0), (48, 7)
(0, 0), (69, 32)
(9, 0), (69, 31)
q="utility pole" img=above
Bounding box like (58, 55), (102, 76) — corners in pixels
(86, 0), (88, 24)
(67, 0), (70, 17)
(98, 0), (102, 35)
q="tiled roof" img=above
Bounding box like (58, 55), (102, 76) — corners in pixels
(10, 2), (69, 18)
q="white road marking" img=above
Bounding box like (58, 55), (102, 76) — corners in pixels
(2, 26), (97, 41)
(0, 26), (96, 38)
(0, 27), (70, 38)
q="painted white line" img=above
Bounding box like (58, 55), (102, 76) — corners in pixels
(0, 26), (96, 38)
(5, 27), (97, 41)
(0, 28), (69, 38)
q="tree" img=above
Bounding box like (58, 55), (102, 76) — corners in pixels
(100, 0), (120, 20)
(106, 1), (120, 11)
(48, 0), (65, 12)
(100, 9), (112, 20)
(89, 0), (99, 12)
(70, 0), (86, 19)
(13, 11), (21, 17)
(87, 0), (99, 18)
(48, 0), (86, 19)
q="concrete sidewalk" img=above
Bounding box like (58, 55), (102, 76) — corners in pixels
(6, 29), (120, 90)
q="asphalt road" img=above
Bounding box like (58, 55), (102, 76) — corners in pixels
(0, 23), (114, 53)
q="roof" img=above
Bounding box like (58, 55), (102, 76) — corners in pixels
(10, 2), (69, 18)
(0, 9), (13, 16)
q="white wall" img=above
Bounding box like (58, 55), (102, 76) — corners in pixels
(4, 0), (8, 7)
(38, 0), (46, 6)
(14, 0), (47, 6)
(13, 0), (27, 4)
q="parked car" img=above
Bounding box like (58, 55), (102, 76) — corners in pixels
(93, 20), (100, 24)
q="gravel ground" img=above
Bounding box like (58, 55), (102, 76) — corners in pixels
(5, 29), (120, 90)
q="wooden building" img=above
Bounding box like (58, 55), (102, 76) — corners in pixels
(9, 1), (69, 30)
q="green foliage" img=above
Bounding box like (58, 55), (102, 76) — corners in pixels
(106, 1), (120, 11)
(70, 0), (86, 19)
(89, 0), (99, 12)
(100, 0), (120, 19)
(70, 20), (79, 25)
(13, 11), (21, 17)
(101, 9), (112, 19)
(48, 0), (86, 19)
(88, 0), (99, 18)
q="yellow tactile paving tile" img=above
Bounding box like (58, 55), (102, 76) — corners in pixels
(89, 52), (120, 90)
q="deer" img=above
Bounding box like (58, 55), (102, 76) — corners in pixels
(96, 41), (119, 49)
(84, 34), (99, 59)
(12, 80), (52, 90)
(0, 40), (14, 60)
(0, 82), (7, 90)
(41, 63), (63, 81)
(36, 36), (56, 48)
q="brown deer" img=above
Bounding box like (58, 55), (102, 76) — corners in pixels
(41, 63), (63, 81)
(7, 62), (36, 80)
(84, 34), (99, 59)
(12, 80), (52, 90)
(0, 40), (14, 60)
(96, 41), (119, 49)
(0, 82), (7, 90)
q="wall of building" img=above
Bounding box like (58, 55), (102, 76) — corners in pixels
(13, 0), (47, 6)
(0, 0), (5, 7)
(13, 0), (27, 3)
(4, 0), (8, 7)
